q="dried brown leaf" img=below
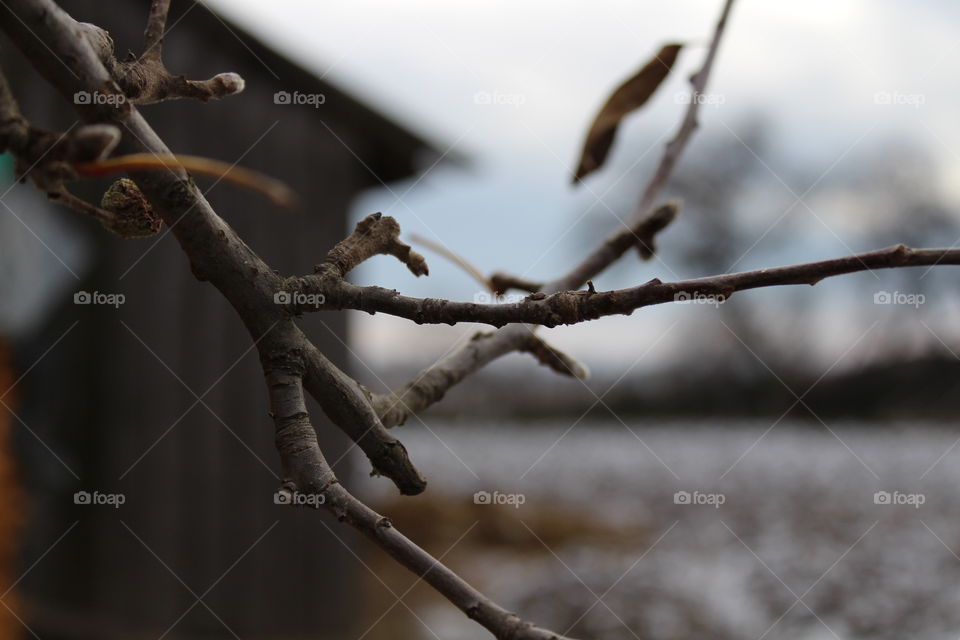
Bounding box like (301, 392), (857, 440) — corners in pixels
(573, 43), (683, 184)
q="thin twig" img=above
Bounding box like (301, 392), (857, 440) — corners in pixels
(409, 232), (491, 291)
(141, 0), (171, 61)
(634, 0), (735, 218)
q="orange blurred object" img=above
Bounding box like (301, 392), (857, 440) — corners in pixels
(0, 339), (22, 639)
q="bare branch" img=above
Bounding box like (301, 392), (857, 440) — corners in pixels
(0, 5), (567, 637)
(372, 0), (737, 416)
(300, 338), (426, 495)
(370, 329), (589, 428)
(634, 0), (735, 218)
(10, 1), (927, 638)
(554, 0), (735, 291)
(264, 351), (338, 495)
(372, 330), (532, 428)
(308, 245), (960, 327)
(554, 200), (679, 292)
(264, 360), (574, 640)
(0, 6), (421, 496)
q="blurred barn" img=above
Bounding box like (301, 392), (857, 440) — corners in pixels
(0, 0), (438, 636)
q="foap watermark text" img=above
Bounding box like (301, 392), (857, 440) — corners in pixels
(474, 490), (525, 509)
(74, 290), (125, 308)
(74, 490), (125, 508)
(674, 490), (725, 508)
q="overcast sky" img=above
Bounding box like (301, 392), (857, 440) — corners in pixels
(204, 0), (960, 368)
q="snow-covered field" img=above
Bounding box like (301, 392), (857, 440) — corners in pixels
(360, 420), (960, 640)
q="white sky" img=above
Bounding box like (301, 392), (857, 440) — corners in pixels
(205, 0), (960, 368)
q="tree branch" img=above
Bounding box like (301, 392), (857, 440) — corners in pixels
(371, 329), (574, 428)
(633, 0), (735, 219)
(368, 0), (736, 417)
(553, 200), (678, 292)
(0, 2), (578, 637)
(0, 2), (423, 494)
(263, 345), (574, 640)
(300, 337), (426, 495)
(307, 245), (960, 327)
(9, 1), (931, 638)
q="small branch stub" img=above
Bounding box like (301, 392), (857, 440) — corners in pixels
(320, 212), (429, 278)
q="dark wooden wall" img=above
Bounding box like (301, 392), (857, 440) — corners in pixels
(3, 1), (429, 637)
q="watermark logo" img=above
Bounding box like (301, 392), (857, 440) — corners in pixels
(74, 290), (125, 308)
(274, 489), (325, 507)
(274, 291), (326, 308)
(675, 91), (725, 107)
(74, 91), (126, 107)
(873, 91), (925, 108)
(674, 291), (726, 308)
(873, 290), (924, 308)
(273, 90), (325, 108)
(873, 490), (924, 508)
(673, 490), (725, 508)
(473, 490), (526, 509)
(473, 291), (525, 304)
(473, 90), (526, 108)
(74, 490), (126, 508)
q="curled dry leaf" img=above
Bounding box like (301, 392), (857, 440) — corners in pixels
(573, 43), (683, 184)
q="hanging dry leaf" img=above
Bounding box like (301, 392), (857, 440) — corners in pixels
(572, 43), (683, 184)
